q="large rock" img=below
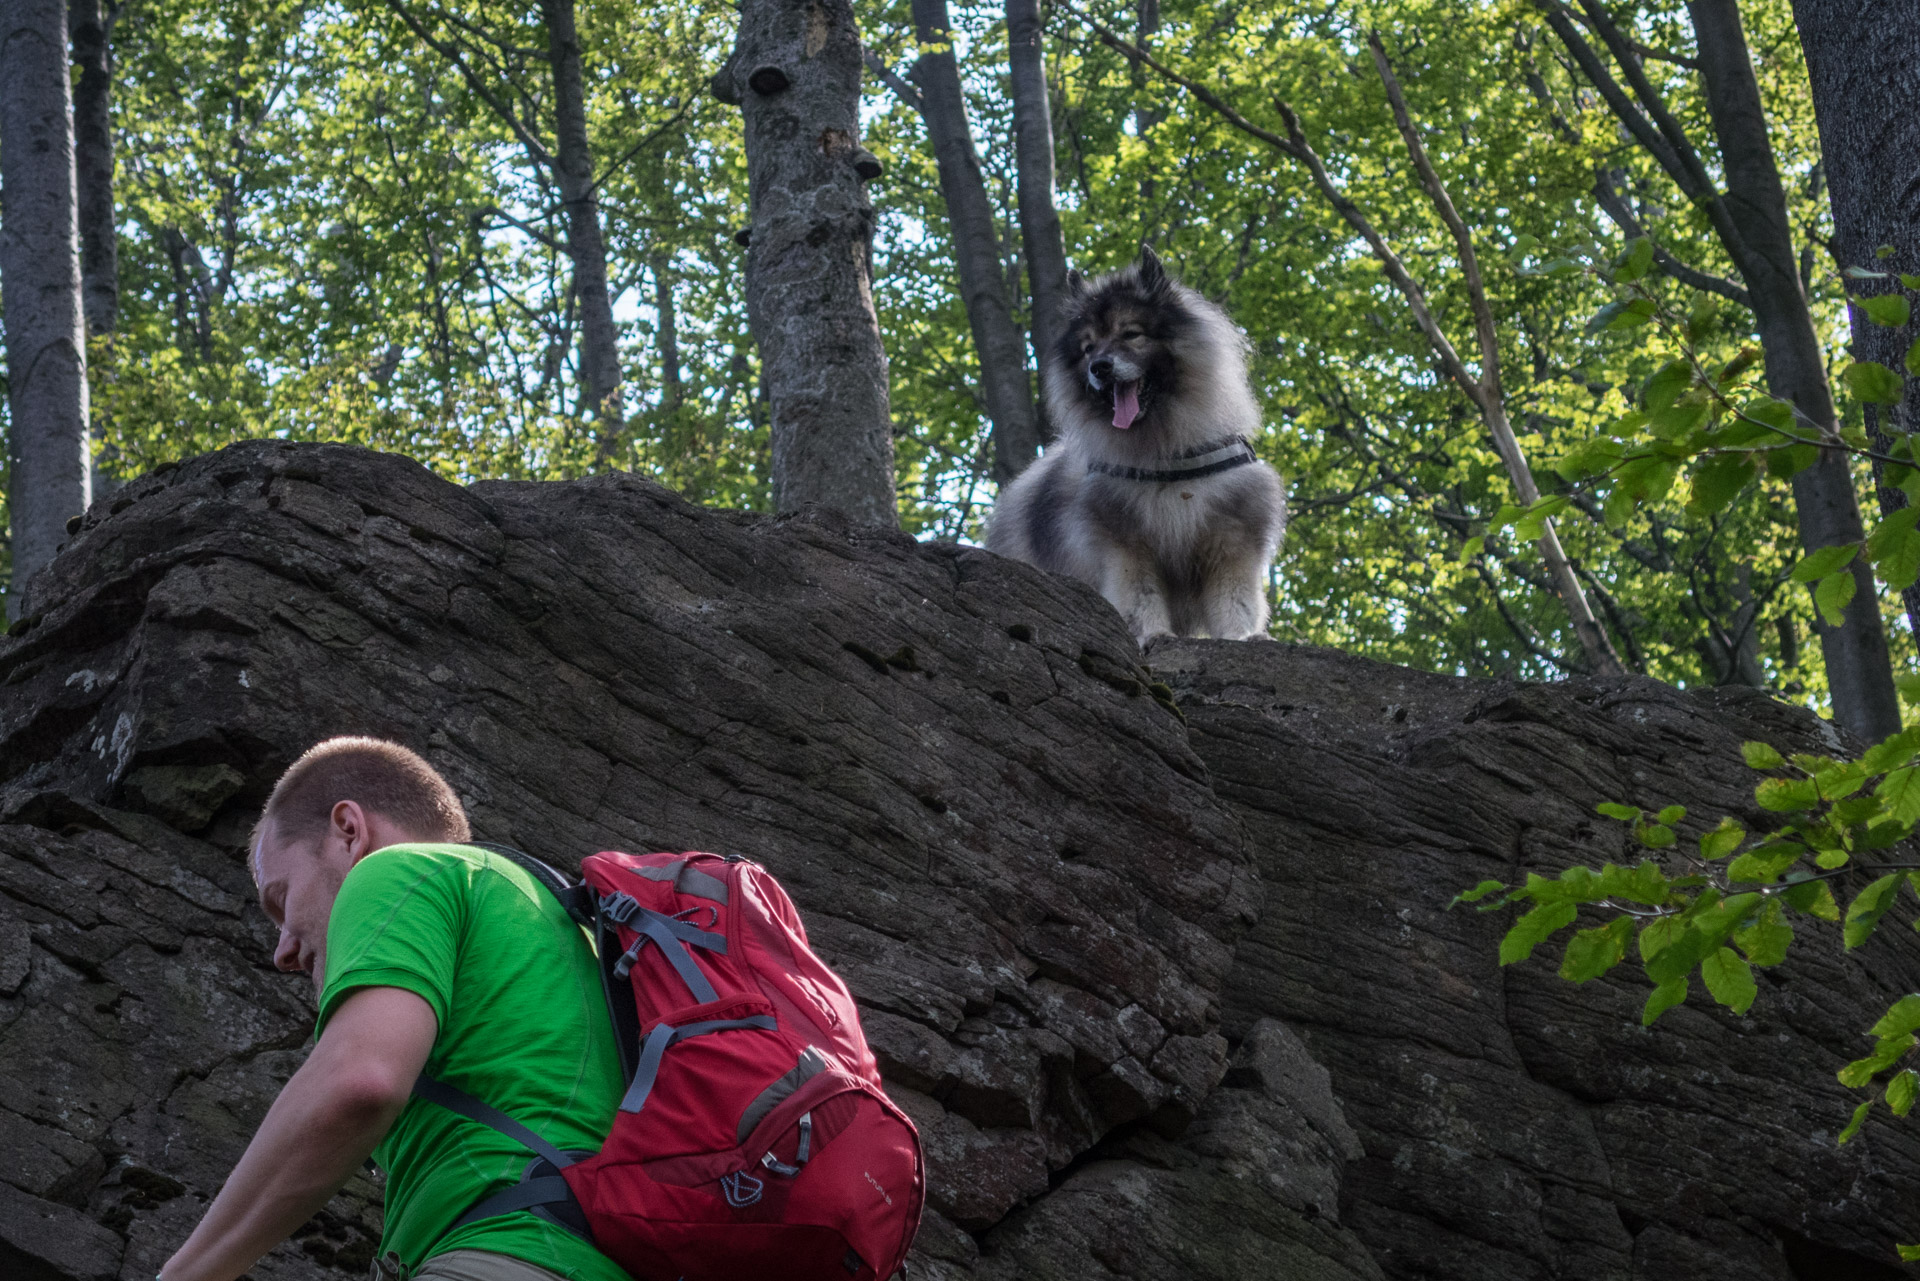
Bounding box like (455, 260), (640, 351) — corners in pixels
(1154, 639), (1920, 1278)
(0, 442), (1258, 1279)
(3, 440), (1918, 1281)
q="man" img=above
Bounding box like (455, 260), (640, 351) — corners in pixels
(158, 736), (626, 1281)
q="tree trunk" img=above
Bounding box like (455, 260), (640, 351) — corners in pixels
(1687, 0), (1899, 740)
(69, 0), (120, 500)
(1006, 0), (1068, 443)
(540, 0), (624, 457)
(1, 0), (92, 619)
(911, 0), (1041, 483)
(714, 0), (895, 525)
(653, 253), (682, 416)
(1791, 0), (1920, 648)
(68, 0), (114, 338)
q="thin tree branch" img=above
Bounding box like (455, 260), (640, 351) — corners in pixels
(1591, 168), (1752, 307)
(1533, 0), (1701, 202)
(1368, 31), (1502, 405)
(1572, 0), (1716, 194)
(862, 48), (923, 110)
(380, 0), (557, 174)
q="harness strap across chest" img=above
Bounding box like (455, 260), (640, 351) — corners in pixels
(1087, 435), (1257, 483)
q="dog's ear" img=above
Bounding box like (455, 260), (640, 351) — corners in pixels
(1138, 244), (1169, 296)
(1064, 268), (1088, 297)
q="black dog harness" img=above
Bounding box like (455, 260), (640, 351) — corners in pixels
(1087, 435), (1258, 483)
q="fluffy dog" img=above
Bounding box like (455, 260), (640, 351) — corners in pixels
(987, 248), (1286, 642)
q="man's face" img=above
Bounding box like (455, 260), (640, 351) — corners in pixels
(252, 816), (354, 998)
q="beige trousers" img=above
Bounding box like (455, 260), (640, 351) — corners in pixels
(380, 1248), (572, 1281)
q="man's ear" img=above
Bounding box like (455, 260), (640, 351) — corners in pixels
(331, 799), (375, 862)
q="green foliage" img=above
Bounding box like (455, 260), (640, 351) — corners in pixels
(1456, 680), (1920, 1145)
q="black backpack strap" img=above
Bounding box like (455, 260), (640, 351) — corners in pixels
(467, 842), (595, 928)
(412, 1074), (576, 1170)
(411, 1074), (593, 1240)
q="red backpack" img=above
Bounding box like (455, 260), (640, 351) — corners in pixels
(413, 848), (925, 1280)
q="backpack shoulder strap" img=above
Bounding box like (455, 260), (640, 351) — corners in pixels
(467, 841), (595, 926)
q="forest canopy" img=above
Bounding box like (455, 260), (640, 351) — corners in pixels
(0, 0), (1910, 715)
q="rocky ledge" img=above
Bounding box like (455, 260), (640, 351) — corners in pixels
(1, 441), (1915, 1281)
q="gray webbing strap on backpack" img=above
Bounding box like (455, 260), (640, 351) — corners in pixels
(619, 1013), (779, 1113)
(630, 859), (730, 905)
(612, 908), (726, 1001)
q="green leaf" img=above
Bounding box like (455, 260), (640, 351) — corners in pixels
(1699, 817), (1744, 860)
(1642, 977), (1687, 1025)
(1876, 767), (1920, 826)
(1845, 872), (1904, 949)
(1655, 805), (1686, 825)
(1685, 453), (1757, 518)
(1861, 294), (1913, 327)
(1560, 915), (1634, 982)
(1449, 879), (1507, 909)
(1871, 993), (1920, 1039)
(1742, 741), (1786, 769)
(1597, 860), (1669, 905)
(1638, 915), (1681, 962)
(1756, 776), (1820, 812)
(1865, 728), (1920, 775)
(1790, 544), (1859, 582)
(1892, 1069), (1919, 1117)
(1642, 359), (1693, 411)
(1846, 266), (1892, 280)
(1782, 877), (1841, 920)
(1586, 300), (1632, 334)
(1700, 946), (1757, 1013)
(1514, 494), (1572, 542)
(1636, 822), (1677, 849)
(1841, 1032), (1914, 1087)
(1878, 529), (1920, 592)
(1899, 1244), (1920, 1262)
(1596, 802), (1640, 821)
(1613, 236), (1654, 283)
(1816, 571), (1858, 628)
(1499, 901), (1579, 966)
(1457, 534), (1485, 564)
(1726, 844), (1802, 884)
(1733, 898), (1793, 966)
(1839, 1099), (1873, 1145)
(1845, 360), (1905, 406)
(1907, 335), (1920, 378)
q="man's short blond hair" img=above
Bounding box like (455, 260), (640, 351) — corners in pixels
(257, 736), (470, 852)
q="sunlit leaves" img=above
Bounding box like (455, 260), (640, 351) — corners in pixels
(1843, 360), (1905, 406)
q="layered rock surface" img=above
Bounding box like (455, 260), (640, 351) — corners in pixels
(1, 441), (1916, 1281)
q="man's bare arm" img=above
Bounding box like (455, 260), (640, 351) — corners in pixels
(160, 986), (438, 1281)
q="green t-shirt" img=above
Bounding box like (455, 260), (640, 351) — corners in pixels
(316, 843), (627, 1281)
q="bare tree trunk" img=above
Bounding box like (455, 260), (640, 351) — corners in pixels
(540, 0), (624, 458)
(68, 0), (114, 338)
(653, 253), (682, 416)
(910, 0), (1041, 483)
(1687, 0), (1899, 739)
(2, 0), (92, 619)
(714, 0), (895, 524)
(1006, 0), (1068, 440)
(69, 0), (120, 500)
(1792, 0), (1920, 647)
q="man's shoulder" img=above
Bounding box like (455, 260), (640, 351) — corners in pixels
(338, 843), (559, 919)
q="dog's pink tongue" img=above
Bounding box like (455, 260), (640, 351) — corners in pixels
(1112, 381), (1141, 430)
